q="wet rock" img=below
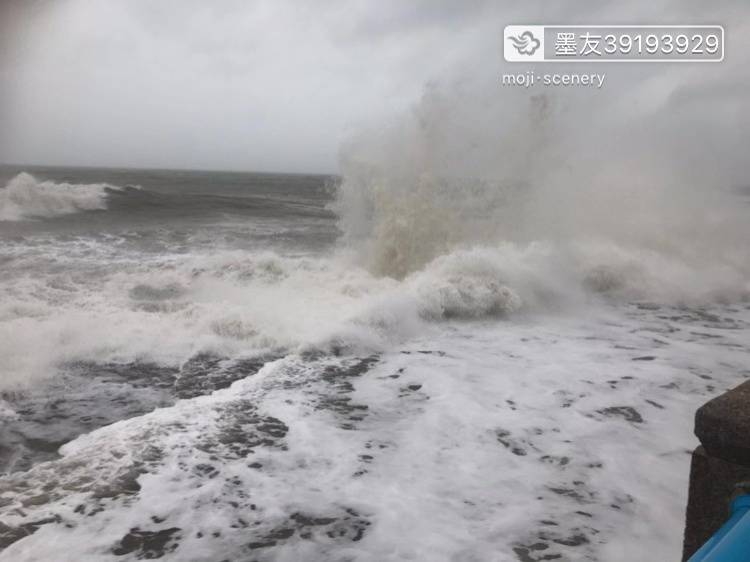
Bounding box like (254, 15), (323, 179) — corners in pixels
(695, 380), (750, 464)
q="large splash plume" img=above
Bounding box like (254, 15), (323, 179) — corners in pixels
(334, 53), (750, 303)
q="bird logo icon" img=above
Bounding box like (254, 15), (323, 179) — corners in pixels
(509, 31), (541, 55)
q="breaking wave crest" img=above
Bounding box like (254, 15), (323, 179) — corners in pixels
(3, 237), (746, 392)
(0, 172), (123, 221)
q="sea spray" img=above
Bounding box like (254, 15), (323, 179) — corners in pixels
(334, 77), (750, 302)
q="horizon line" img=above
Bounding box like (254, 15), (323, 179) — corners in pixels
(0, 161), (340, 178)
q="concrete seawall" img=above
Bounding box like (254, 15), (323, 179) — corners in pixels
(683, 380), (750, 560)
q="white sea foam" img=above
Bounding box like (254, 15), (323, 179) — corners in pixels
(2, 230), (749, 392)
(0, 172), (122, 221)
(2, 2), (750, 559)
(2, 304), (749, 561)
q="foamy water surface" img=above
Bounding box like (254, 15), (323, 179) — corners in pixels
(0, 166), (748, 561)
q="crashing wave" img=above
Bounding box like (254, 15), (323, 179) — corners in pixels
(0, 172), (123, 221)
(332, 80), (750, 309)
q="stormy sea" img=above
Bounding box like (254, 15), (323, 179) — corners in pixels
(0, 164), (749, 562)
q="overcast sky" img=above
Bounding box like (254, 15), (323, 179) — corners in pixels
(1, 0), (748, 174)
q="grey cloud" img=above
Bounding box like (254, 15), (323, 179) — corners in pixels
(0, 1), (748, 175)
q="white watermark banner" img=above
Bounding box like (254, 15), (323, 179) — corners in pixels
(504, 25), (724, 62)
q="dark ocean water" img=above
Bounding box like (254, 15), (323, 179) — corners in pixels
(0, 165), (338, 250)
(0, 165), (337, 473)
